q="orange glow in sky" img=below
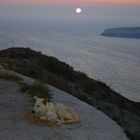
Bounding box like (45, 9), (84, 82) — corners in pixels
(0, 0), (140, 5)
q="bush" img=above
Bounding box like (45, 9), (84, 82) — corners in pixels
(20, 81), (52, 99)
(0, 73), (23, 82)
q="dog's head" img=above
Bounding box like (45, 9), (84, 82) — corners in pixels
(32, 96), (48, 116)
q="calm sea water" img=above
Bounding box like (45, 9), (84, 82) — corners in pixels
(0, 21), (140, 102)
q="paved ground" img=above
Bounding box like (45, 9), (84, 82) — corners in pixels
(0, 70), (129, 140)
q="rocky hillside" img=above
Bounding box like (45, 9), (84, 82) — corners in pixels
(101, 27), (140, 38)
(0, 47), (140, 140)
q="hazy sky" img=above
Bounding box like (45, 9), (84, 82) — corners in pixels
(0, 0), (140, 5)
(0, 0), (140, 28)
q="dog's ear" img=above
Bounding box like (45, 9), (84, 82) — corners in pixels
(42, 98), (48, 105)
(33, 96), (39, 101)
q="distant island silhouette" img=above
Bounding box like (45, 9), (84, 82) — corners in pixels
(101, 27), (140, 39)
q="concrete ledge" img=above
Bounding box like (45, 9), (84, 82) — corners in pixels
(0, 70), (129, 140)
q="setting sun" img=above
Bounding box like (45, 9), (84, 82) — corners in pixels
(76, 8), (82, 14)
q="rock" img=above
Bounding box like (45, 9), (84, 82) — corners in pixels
(0, 65), (3, 69)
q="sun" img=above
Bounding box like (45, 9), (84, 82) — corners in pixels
(75, 8), (82, 14)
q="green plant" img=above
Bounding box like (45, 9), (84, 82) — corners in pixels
(0, 73), (23, 82)
(20, 81), (52, 99)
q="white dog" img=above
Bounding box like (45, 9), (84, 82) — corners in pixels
(32, 96), (79, 124)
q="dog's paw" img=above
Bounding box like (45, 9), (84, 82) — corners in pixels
(56, 119), (63, 125)
(40, 116), (46, 120)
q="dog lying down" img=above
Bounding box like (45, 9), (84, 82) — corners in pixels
(32, 96), (79, 125)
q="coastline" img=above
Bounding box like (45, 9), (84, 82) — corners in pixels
(0, 47), (140, 140)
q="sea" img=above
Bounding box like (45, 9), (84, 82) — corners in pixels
(0, 18), (140, 102)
